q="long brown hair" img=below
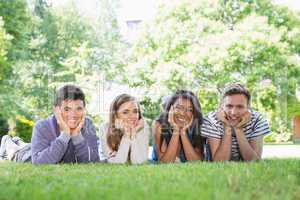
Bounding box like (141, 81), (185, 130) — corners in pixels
(107, 94), (142, 151)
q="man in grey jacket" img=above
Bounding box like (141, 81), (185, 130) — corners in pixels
(31, 85), (99, 164)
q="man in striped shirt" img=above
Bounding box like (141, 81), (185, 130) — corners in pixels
(201, 83), (270, 161)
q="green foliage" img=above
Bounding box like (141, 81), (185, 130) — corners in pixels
(124, 0), (300, 142)
(0, 17), (11, 83)
(0, 0), (125, 124)
(0, 115), (9, 138)
(0, 0), (299, 143)
(0, 0), (32, 63)
(15, 116), (34, 143)
(198, 87), (219, 114)
(140, 97), (162, 120)
(0, 0), (32, 118)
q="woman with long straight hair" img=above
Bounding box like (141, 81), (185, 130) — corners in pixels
(100, 94), (150, 164)
(152, 90), (207, 163)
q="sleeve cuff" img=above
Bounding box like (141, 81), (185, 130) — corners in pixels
(131, 126), (144, 140)
(71, 132), (85, 145)
(120, 135), (132, 145)
(58, 132), (71, 144)
(122, 133), (131, 140)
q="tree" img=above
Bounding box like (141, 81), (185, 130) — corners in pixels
(0, 0), (33, 118)
(9, 0), (125, 119)
(0, 0), (125, 139)
(124, 0), (300, 141)
(0, 16), (11, 88)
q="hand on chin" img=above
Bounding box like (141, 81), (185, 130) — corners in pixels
(228, 119), (241, 127)
(174, 119), (187, 128)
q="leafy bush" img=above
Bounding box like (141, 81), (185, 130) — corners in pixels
(15, 116), (34, 143)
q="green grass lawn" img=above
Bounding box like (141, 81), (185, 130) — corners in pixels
(0, 159), (299, 200)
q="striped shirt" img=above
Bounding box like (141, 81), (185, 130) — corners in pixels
(201, 110), (270, 161)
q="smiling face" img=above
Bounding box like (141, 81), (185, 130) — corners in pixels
(60, 99), (85, 130)
(222, 94), (248, 126)
(116, 100), (140, 128)
(172, 97), (194, 128)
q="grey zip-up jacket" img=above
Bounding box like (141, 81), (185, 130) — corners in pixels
(31, 115), (99, 164)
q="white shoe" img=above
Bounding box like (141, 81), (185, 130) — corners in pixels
(12, 136), (25, 146)
(0, 135), (11, 160)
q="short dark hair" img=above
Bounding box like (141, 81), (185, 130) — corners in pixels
(54, 85), (85, 106)
(221, 83), (251, 105)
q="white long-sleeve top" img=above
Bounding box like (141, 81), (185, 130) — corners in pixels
(99, 121), (150, 164)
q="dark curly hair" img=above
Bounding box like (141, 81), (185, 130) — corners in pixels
(158, 90), (204, 153)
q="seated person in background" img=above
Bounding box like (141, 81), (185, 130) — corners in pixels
(0, 135), (31, 163)
(152, 90), (208, 163)
(99, 94), (149, 164)
(201, 83), (270, 161)
(31, 85), (99, 164)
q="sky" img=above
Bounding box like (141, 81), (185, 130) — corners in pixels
(274, 0), (300, 10)
(48, 0), (300, 14)
(48, 0), (156, 20)
(47, 0), (299, 29)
